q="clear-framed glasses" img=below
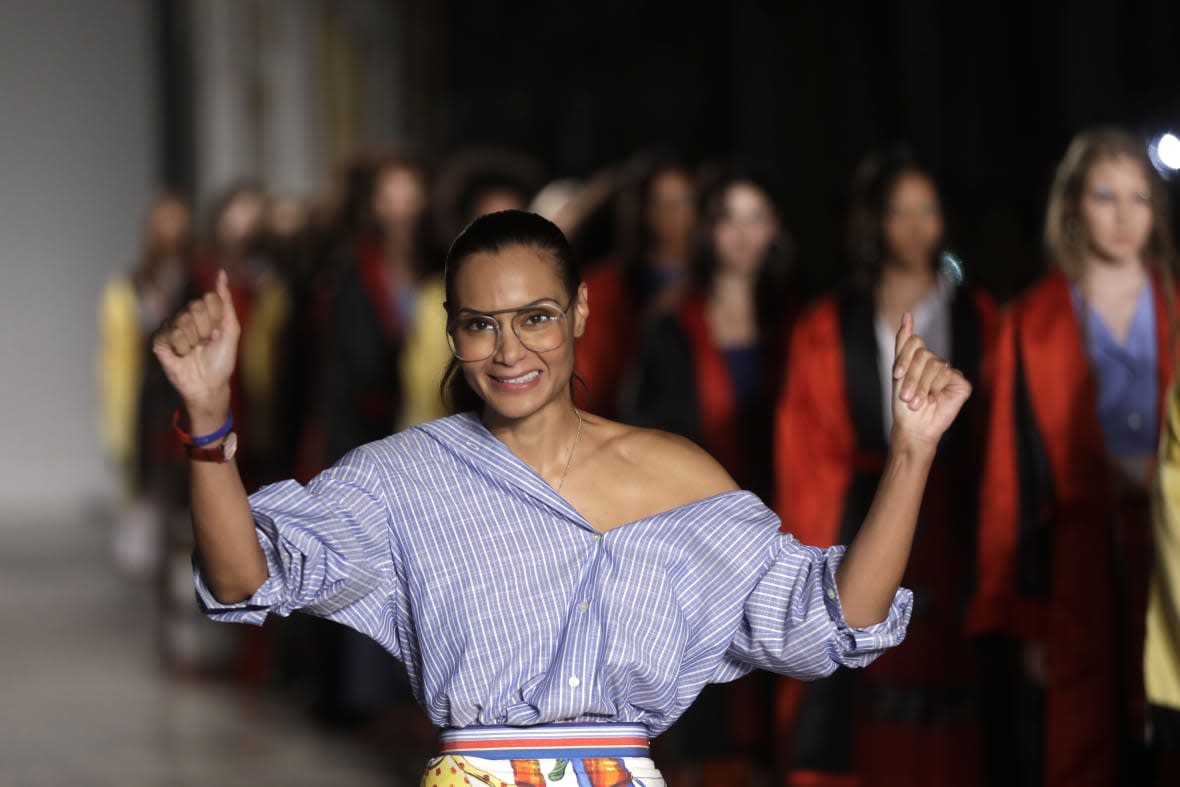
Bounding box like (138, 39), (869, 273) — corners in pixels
(447, 299), (575, 362)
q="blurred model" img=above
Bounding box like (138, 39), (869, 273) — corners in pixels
(971, 128), (1177, 787)
(775, 149), (995, 787)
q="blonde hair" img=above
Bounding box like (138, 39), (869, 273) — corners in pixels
(1045, 127), (1176, 280)
(1045, 127), (1178, 357)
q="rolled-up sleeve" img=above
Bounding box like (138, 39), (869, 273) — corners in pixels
(719, 533), (912, 680)
(193, 446), (401, 648)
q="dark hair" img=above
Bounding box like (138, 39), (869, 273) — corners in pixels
(847, 146), (945, 287)
(621, 155), (696, 301)
(692, 167), (795, 328)
(365, 152), (441, 278)
(457, 171), (533, 222)
(440, 210), (582, 413)
(208, 179), (266, 254)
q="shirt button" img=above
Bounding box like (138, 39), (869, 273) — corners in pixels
(577, 601), (589, 613)
(1128, 412), (1142, 431)
(826, 588), (837, 600)
(592, 533), (603, 543)
(568, 676), (580, 688)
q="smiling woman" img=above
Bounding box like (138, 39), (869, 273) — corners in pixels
(150, 209), (971, 786)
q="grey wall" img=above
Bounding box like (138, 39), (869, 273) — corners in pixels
(0, 1), (156, 516)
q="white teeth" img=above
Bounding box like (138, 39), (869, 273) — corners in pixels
(497, 371), (540, 384)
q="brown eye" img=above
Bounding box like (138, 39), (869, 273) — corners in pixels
(460, 316), (496, 333)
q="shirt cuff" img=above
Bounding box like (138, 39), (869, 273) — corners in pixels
(820, 548), (914, 669)
(191, 527), (285, 627)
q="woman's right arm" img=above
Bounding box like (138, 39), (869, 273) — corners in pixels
(153, 270), (267, 604)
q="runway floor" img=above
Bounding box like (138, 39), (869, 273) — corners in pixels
(0, 511), (406, 786)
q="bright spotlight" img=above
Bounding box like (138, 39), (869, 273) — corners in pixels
(1149, 131), (1180, 177)
(1158, 133), (1180, 170)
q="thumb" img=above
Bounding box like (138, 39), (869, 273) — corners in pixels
(894, 311), (913, 359)
(215, 269), (239, 331)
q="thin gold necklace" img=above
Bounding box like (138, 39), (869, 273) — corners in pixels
(555, 407), (583, 494)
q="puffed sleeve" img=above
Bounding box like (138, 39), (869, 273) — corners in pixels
(193, 444), (405, 657)
(716, 533), (913, 681)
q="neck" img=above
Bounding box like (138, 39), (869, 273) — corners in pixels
(710, 267), (756, 302)
(650, 240), (688, 270)
(876, 259), (937, 305)
(483, 396), (581, 479)
(1079, 256), (1148, 297)
(383, 224), (414, 256)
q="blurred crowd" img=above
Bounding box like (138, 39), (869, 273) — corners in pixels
(98, 132), (1180, 786)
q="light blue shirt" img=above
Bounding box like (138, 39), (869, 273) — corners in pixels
(1073, 282), (1159, 457)
(195, 412), (912, 735)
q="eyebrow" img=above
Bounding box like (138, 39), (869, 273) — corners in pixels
(455, 297), (562, 316)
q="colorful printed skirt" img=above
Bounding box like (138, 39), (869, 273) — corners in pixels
(420, 723), (666, 786)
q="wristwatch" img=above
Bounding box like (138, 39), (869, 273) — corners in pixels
(173, 408), (237, 463)
(186, 432), (238, 463)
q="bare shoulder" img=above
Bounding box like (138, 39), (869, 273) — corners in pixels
(584, 415), (739, 503)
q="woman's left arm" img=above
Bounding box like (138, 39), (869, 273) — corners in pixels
(835, 312), (973, 627)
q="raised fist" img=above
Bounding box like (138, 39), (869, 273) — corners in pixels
(890, 312), (973, 454)
(152, 269), (240, 427)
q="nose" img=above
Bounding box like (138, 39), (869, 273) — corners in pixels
(493, 320), (528, 365)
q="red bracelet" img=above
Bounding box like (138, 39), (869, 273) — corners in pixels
(172, 408), (234, 446)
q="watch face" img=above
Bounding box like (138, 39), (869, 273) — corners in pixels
(222, 432), (238, 462)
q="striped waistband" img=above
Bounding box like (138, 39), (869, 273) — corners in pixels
(439, 723), (650, 760)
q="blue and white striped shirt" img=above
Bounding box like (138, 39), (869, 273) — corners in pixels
(195, 412), (912, 735)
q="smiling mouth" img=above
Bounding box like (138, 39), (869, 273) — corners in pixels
(490, 370), (542, 385)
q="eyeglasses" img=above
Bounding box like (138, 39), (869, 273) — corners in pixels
(447, 299), (575, 362)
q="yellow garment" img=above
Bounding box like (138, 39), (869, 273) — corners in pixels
(97, 276), (143, 478)
(239, 272), (291, 453)
(1147, 374), (1180, 711)
(398, 275), (450, 431)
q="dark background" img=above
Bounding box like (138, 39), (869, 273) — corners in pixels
(430, 0), (1180, 298)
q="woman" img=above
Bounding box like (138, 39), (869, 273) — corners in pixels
(99, 192), (194, 577)
(153, 210), (968, 786)
(191, 181), (290, 489)
(576, 159), (697, 417)
(320, 154), (439, 467)
(619, 171), (793, 784)
(774, 149), (996, 787)
(312, 153), (446, 726)
(971, 128), (1178, 787)
(622, 170), (792, 498)
(1148, 369), (1180, 785)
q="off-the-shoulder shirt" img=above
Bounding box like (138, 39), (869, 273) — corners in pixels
(195, 412), (912, 735)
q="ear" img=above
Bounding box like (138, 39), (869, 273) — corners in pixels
(572, 281), (589, 339)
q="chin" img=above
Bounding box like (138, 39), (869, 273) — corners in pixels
(478, 385), (556, 422)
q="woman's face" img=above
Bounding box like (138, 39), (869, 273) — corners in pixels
(646, 169), (696, 253)
(216, 191), (265, 250)
(881, 172), (943, 271)
(149, 198), (191, 253)
(451, 244), (588, 422)
(712, 182), (779, 276)
(1078, 155), (1153, 266)
(372, 166), (426, 228)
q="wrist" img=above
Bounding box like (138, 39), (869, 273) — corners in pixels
(887, 435), (937, 467)
(184, 391), (232, 434)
